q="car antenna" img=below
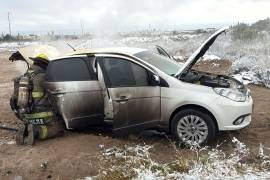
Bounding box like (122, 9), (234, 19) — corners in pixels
(67, 43), (76, 51)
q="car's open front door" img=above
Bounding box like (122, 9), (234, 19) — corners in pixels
(96, 55), (161, 134)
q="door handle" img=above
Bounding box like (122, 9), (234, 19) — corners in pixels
(115, 95), (129, 102)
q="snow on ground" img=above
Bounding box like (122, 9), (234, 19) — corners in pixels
(0, 41), (39, 52)
(83, 138), (270, 180)
(232, 70), (270, 87)
(0, 139), (15, 146)
(1, 31), (270, 179)
(202, 54), (221, 61)
(233, 72), (263, 85)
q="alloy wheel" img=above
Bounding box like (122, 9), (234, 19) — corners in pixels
(176, 115), (208, 144)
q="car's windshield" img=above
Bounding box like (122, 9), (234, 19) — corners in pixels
(134, 50), (182, 76)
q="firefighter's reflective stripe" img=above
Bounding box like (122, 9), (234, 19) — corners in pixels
(24, 111), (54, 119)
(32, 91), (45, 99)
(39, 125), (48, 139)
(26, 69), (35, 74)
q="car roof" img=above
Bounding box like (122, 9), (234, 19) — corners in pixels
(70, 47), (147, 56)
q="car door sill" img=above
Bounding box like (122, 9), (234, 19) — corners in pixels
(113, 120), (160, 135)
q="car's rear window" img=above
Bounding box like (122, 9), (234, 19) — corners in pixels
(45, 57), (97, 82)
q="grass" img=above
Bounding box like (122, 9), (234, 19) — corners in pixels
(85, 138), (270, 180)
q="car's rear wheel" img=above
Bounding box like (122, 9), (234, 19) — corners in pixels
(171, 108), (217, 145)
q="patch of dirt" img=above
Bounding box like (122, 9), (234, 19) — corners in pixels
(194, 59), (233, 75)
(0, 53), (269, 180)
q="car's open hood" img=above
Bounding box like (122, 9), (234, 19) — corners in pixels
(174, 27), (229, 77)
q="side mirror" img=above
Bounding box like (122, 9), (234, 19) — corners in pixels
(150, 74), (160, 86)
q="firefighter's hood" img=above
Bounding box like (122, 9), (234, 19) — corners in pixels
(13, 45), (61, 62)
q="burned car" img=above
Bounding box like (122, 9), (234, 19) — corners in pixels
(9, 28), (253, 145)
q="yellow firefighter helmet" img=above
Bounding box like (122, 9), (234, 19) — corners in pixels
(29, 53), (49, 64)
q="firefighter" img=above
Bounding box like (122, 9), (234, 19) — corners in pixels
(13, 53), (64, 145)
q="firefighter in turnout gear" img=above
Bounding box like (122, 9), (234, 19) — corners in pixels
(10, 53), (64, 145)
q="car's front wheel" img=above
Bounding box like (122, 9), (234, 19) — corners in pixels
(171, 108), (217, 145)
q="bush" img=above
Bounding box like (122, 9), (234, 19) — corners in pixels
(85, 138), (270, 180)
(231, 23), (258, 41)
(1, 34), (13, 41)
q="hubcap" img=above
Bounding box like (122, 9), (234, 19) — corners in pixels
(177, 115), (208, 144)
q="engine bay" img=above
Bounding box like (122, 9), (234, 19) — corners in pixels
(179, 69), (234, 88)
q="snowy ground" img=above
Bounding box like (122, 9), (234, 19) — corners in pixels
(0, 40), (269, 179)
(0, 41), (39, 52)
(83, 138), (270, 180)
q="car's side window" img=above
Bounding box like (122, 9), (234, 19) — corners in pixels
(46, 57), (95, 82)
(100, 57), (150, 87)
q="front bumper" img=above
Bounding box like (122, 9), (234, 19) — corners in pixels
(211, 95), (253, 131)
(224, 114), (252, 130)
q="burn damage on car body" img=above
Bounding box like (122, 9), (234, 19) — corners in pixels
(9, 28), (253, 145)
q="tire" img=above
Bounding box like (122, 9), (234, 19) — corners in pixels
(171, 108), (217, 146)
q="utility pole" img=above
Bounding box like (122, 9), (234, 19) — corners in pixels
(8, 12), (11, 36)
(80, 19), (84, 36)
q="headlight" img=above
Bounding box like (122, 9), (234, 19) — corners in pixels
(213, 88), (246, 102)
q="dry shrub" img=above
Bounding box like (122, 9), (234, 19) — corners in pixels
(89, 138), (270, 180)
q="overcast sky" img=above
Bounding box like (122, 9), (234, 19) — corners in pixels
(0, 0), (269, 34)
